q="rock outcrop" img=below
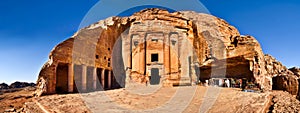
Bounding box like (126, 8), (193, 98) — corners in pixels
(264, 54), (290, 76)
(35, 8), (298, 98)
(0, 82), (35, 91)
(0, 83), (9, 90)
(289, 67), (300, 100)
(264, 55), (299, 99)
(1, 82), (36, 96)
(272, 75), (298, 95)
(289, 67), (300, 77)
(9, 81), (35, 89)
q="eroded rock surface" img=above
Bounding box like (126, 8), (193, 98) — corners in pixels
(272, 75), (298, 95)
(36, 8), (298, 100)
(264, 54), (299, 98)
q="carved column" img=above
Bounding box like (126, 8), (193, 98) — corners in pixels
(101, 69), (105, 90)
(108, 71), (112, 89)
(82, 65), (87, 92)
(68, 63), (74, 92)
(93, 67), (97, 90)
(50, 65), (56, 94)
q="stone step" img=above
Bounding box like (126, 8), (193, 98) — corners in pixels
(171, 77), (192, 86)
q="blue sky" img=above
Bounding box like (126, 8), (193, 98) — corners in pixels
(0, 0), (299, 84)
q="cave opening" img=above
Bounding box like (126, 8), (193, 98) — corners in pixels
(199, 56), (257, 89)
(272, 77), (278, 90)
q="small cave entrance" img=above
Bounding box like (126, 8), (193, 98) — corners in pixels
(272, 76), (299, 95)
(272, 77), (278, 90)
(272, 76), (286, 91)
(56, 63), (69, 94)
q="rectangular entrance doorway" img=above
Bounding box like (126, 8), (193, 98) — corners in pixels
(56, 63), (69, 94)
(150, 68), (160, 85)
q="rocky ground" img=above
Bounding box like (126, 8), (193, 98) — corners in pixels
(1, 86), (299, 113)
(268, 91), (300, 113)
(0, 87), (35, 113)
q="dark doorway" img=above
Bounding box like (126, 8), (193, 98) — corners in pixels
(110, 71), (122, 89)
(272, 77), (278, 90)
(96, 68), (103, 90)
(150, 68), (160, 85)
(56, 63), (69, 94)
(151, 54), (159, 62)
(104, 70), (110, 90)
(111, 71), (116, 89)
(86, 66), (94, 92)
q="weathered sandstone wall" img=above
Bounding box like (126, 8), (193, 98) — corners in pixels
(35, 8), (298, 97)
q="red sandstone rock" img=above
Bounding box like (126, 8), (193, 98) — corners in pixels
(35, 8), (298, 98)
(272, 75), (298, 95)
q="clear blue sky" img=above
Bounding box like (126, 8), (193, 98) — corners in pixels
(0, 0), (299, 84)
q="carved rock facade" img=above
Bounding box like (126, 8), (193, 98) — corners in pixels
(36, 8), (299, 97)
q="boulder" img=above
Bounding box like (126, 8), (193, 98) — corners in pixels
(272, 74), (299, 95)
(264, 55), (300, 97)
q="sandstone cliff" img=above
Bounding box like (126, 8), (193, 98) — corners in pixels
(35, 8), (299, 99)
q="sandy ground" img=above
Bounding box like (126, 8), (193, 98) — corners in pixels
(23, 86), (271, 113)
(2, 86), (299, 113)
(0, 87), (35, 113)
